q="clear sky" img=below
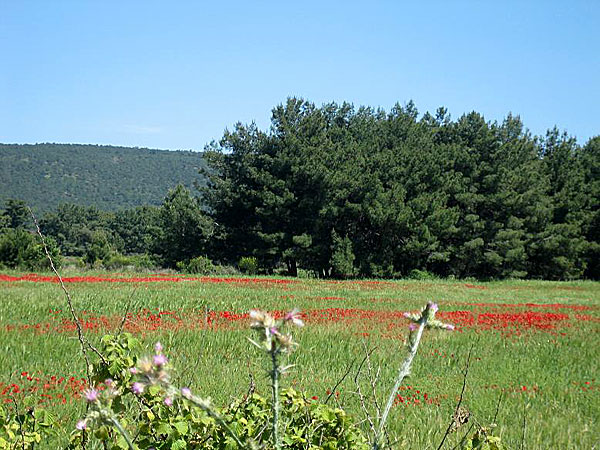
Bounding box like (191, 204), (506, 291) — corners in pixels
(1, 1), (598, 151)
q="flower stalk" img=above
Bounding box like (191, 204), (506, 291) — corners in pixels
(249, 308), (303, 450)
(373, 302), (453, 450)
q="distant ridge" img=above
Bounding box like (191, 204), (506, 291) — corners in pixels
(0, 143), (208, 212)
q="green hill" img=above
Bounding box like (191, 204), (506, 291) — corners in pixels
(0, 143), (207, 212)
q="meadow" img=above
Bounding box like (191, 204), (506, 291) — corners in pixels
(0, 271), (598, 449)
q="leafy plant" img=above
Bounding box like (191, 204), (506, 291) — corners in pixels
(177, 256), (218, 274)
(0, 402), (56, 449)
(238, 256), (259, 275)
(460, 425), (504, 450)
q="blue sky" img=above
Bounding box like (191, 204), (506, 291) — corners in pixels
(1, 1), (598, 150)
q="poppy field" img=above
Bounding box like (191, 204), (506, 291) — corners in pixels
(0, 271), (598, 448)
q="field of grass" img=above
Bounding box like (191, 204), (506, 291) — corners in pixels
(0, 271), (598, 449)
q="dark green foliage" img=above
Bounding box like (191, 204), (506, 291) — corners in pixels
(238, 256), (259, 275)
(3, 199), (30, 229)
(3, 101), (597, 280)
(177, 256), (217, 274)
(82, 230), (113, 266)
(0, 143), (207, 213)
(0, 228), (61, 270)
(202, 98), (599, 280)
(154, 185), (214, 267)
(329, 230), (356, 279)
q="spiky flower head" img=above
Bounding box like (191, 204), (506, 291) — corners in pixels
(403, 301), (454, 332)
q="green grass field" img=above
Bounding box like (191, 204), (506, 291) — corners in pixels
(0, 271), (598, 449)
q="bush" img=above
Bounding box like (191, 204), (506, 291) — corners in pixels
(0, 228), (61, 270)
(103, 253), (158, 270)
(177, 255), (218, 274)
(68, 332), (369, 450)
(238, 256), (259, 275)
(408, 269), (438, 280)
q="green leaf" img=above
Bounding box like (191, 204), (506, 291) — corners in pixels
(171, 438), (187, 450)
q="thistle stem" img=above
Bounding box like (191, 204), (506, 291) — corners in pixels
(271, 348), (281, 450)
(109, 417), (135, 450)
(374, 315), (429, 449)
(185, 394), (246, 448)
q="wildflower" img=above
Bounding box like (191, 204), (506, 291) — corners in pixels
(154, 342), (163, 353)
(138, 357), (153, 374)
(284, 308), (304, 327)
(76, 419), (87, 430)
(164, 396), (173, 406)
(250, 309), (276, 329)
(181, 387), (192, 399)
(132, 382), (145, 395)
(104, 378), (114, 387)
(276, 333), (295, 351)
(129, 367), (138, 375)
(84, 389), (99, 403)
(408, 323), (418, 331)
(153, 354), (168, 367)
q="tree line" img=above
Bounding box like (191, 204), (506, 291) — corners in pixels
(1, 98), (598, 280)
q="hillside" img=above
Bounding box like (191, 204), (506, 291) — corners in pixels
(0, 143), (207, 212)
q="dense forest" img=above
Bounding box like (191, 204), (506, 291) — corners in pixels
(0, 143), (207, 212)
(1, 99), (598, 280)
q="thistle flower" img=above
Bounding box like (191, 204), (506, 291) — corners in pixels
(84, 389), (99, 403)
(132, 382), (145, 395)
(275, 333), (295, 351)
(76, 419), (87, 430)
(250, 309), (276, 329)
(138, 357), (153, 374)
(164, 396), (173, 407)
(153, 354), (168, 367)
(154, 341), (163, 353)
(181, 387), (192, 399)
(284, 308), (304, 327)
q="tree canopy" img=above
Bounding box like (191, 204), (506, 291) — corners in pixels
(201, 98), (599, 280)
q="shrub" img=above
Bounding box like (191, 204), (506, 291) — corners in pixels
(103, 253), (158, 270)
(69, 332), (368, 449)
(0, 228), (61, 270)
(238, 256), (259, 275)
(408, 269), (438, 280)
(177, 255), (218, 274)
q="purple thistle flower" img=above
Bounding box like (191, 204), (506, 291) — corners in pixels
(408, 323), (418, 331)
(284, 308), (304, 327)
(76, 419), (87, 430)
(181, 387), (192, 399)
(153, 354), (168, 367)
(154, 341), (163, 353)
(84, 389), (99, 403)
(428, 302), (439, 313)
(129, 367), (138, 374)
(164, 396), (173, 407)
(132, 382), (145, 395)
